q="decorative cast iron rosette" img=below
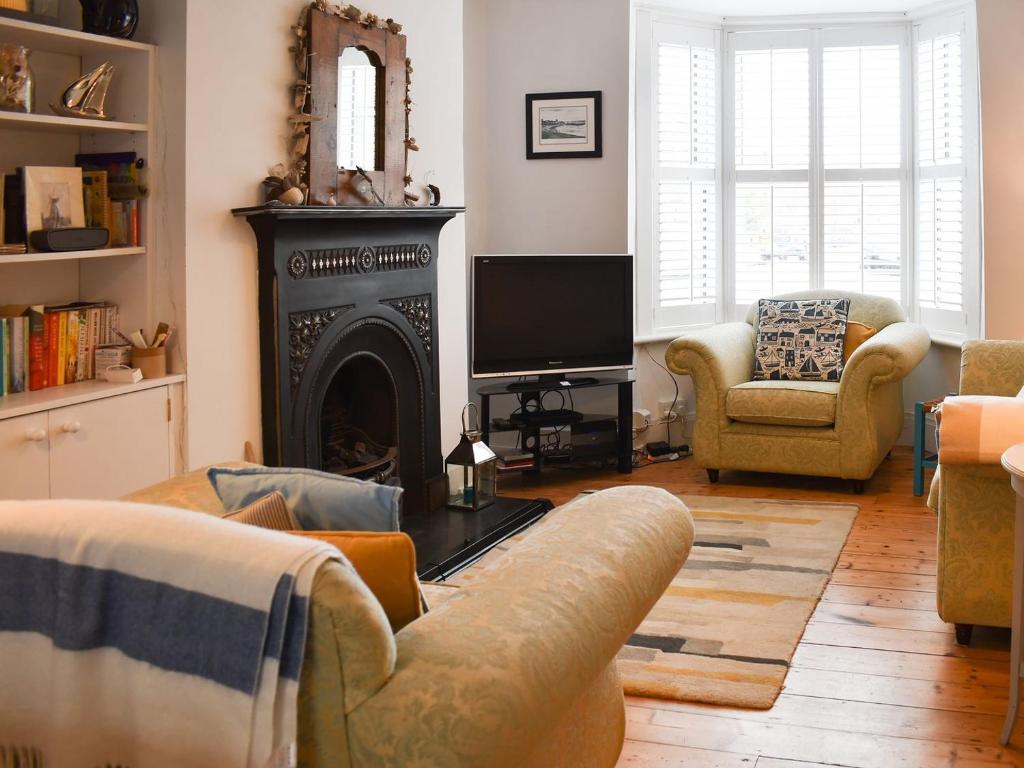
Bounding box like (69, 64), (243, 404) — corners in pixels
(416, 244), (432, 267)
(287, 251), (308, 279)
(357, 246), (376, 273)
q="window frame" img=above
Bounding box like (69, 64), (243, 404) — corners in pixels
(631, 3), (982, 344)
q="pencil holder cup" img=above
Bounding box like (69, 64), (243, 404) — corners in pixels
(131, 347), (166, 380)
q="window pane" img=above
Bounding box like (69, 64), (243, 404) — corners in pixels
(918, 176), (963, 311)
(918, 33), (963, 166)
(659, 180), (716, 306)
(735, 48), (809, 170)
(824, 45), (901, 169)
(735, 182), (810, 303)
(658, 43), (716, 168)
(824, 181), (901, 299)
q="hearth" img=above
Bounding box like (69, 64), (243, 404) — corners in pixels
(232, 205), (463, 516)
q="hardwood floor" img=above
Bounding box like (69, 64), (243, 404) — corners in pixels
(499, 449), (1024, 767)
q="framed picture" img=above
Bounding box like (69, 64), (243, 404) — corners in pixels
(525, 90), (602, 160)
(24, 166), (85, 249)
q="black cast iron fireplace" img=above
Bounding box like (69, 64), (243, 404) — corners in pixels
(232, 205), (464, 516)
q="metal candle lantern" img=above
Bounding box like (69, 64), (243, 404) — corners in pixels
(445, 403), (497, 511)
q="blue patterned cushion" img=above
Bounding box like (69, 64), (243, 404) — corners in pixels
(207, 466), (402, 532)
(753, 298), (850, 382)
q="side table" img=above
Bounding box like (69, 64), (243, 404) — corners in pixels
(913, 398), (943, 497)
(1000, 443), (1024, 744)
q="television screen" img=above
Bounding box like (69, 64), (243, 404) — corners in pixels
(472, 254), (633, 378)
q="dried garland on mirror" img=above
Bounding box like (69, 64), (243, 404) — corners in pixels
(263, 1), (417, 206)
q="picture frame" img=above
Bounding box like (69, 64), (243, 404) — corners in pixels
(525, 90), (602, 160)
(23, 166), (85, 250)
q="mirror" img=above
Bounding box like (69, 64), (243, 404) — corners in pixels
(337, 47), (379, 170)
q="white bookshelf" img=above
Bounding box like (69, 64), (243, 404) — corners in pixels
(0, 246), (145, 264)
(0, 14), (184, 499)
(0, 110), (147, 135)
(0, 373), (184, 420)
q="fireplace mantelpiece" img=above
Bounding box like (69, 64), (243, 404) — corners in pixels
(232, 205), (464, 516)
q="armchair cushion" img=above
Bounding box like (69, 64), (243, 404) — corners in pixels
(726, 380), (838, 427)
(752, 297), (850, 382)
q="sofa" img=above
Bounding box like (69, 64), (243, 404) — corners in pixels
(929, 340), (1024, 644)
(665, 290), (930, 491)
(123, 469), (695, 767)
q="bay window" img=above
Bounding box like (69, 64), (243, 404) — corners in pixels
(633, 4), (981, 342)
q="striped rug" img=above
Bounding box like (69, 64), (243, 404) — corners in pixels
(450, 494), (856, 709)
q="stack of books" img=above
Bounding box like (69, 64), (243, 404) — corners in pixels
(0, 302), (120, 396)
(77, 152), (145, 248)
(496, 449), (535, 473)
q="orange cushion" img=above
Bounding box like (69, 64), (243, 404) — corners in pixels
(292, 530), (422, 632)
(843, 321), (877, 362)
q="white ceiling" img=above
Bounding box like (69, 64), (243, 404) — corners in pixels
(670, 0), (938, 16)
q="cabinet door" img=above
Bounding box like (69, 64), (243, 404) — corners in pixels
(0, 413), (51, 499)
(49, 387), (171, 499)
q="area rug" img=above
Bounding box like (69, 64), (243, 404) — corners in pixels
(448, 494), (857, 709)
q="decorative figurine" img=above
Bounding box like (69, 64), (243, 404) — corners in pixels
(0, 45), (33, 114)
(80, 0), (139, 40)
(51, 63), (115, 121)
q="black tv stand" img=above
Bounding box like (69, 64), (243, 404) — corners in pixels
(506, 374), (600, 391)
(479, 371), (635, 474)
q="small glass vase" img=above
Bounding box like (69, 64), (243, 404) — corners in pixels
(0, 45), (33, 114)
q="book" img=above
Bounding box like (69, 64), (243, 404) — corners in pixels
(56, 311), (67, 386)
(82, 169), (110, 242)
(46, 311), (59, 388)
(27, 305), (45, 390)
(75, 152), (146, 200)
(75, 310), (88, 382)
(0, 305), (41, 391)
(0, 318), (6, 396)
(1, 313), (27, 394)
(2, 172), (24, 245)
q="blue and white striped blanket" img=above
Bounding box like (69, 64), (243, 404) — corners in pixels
(0, 499), (341, 768)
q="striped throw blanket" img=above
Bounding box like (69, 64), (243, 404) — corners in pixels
(0, 499), (342, 768)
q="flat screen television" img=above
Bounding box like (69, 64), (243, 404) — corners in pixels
(472, 254), (633, 382)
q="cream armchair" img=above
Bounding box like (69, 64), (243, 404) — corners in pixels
(666, 290), (930, 492)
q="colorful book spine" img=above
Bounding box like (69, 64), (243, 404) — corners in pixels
(75, 311), (88, 382)
(87, 307), (101, 379)
(9, 316), (26, 394)
(46, 312), (59, 388)
(65, 310), (79, 385)
(0, 318), (7, 397)
(28, 304), (46, 391)
(56, 311), (67, 386)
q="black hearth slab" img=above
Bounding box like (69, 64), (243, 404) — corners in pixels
(407, 496), (553, 582)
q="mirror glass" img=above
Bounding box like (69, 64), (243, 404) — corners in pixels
(337, 47), (379, 170)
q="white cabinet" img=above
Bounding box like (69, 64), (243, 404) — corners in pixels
(0, 413), (50, 499)
(0, 381), (179, 500)
(48, 386), (171, 499)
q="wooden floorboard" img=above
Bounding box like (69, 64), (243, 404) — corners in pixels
(499, 449), (1024, 767)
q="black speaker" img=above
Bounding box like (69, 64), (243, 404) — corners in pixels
(29, 227), (110, 252)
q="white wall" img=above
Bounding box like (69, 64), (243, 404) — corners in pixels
(181, 0), (467, 468)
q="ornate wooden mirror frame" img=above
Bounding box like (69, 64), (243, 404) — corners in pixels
(300, 5), (411, 206)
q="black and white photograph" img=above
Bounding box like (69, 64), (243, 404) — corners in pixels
(525, 90), (602, 159)
(23, 166), (85, 248)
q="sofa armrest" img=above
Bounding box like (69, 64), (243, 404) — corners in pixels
(960, 340), (1024, 396)
(837, 321), (930, 416)
(345, 487), (694, 768)
(665, 322), (755, 393)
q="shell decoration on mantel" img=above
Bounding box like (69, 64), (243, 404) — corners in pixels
(269, 1), (420, 207)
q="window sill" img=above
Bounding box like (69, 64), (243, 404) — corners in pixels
(635, 323), (716, 345)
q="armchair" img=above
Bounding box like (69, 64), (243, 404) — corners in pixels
(666, 290), (931, 491)
(931, 340), (1024, 644)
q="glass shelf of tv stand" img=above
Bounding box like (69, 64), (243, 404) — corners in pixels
(475, 370), (635, 396)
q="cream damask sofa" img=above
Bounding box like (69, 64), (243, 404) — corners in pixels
(929, 340), (1024, 645)
(666, 290), (930, 492)
(124, 472), (695, 767)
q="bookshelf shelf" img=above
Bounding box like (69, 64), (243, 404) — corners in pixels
(0, 111), (148, 135)
(0, 15), (155, 57)
(0, 246), (145, 265)
(0, 374), (184, 421)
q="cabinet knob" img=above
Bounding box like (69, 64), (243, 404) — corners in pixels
(25, 428), (47, 442)
(61, 420), (82, 434)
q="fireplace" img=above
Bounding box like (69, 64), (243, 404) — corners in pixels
(233, 205), (463, 516)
